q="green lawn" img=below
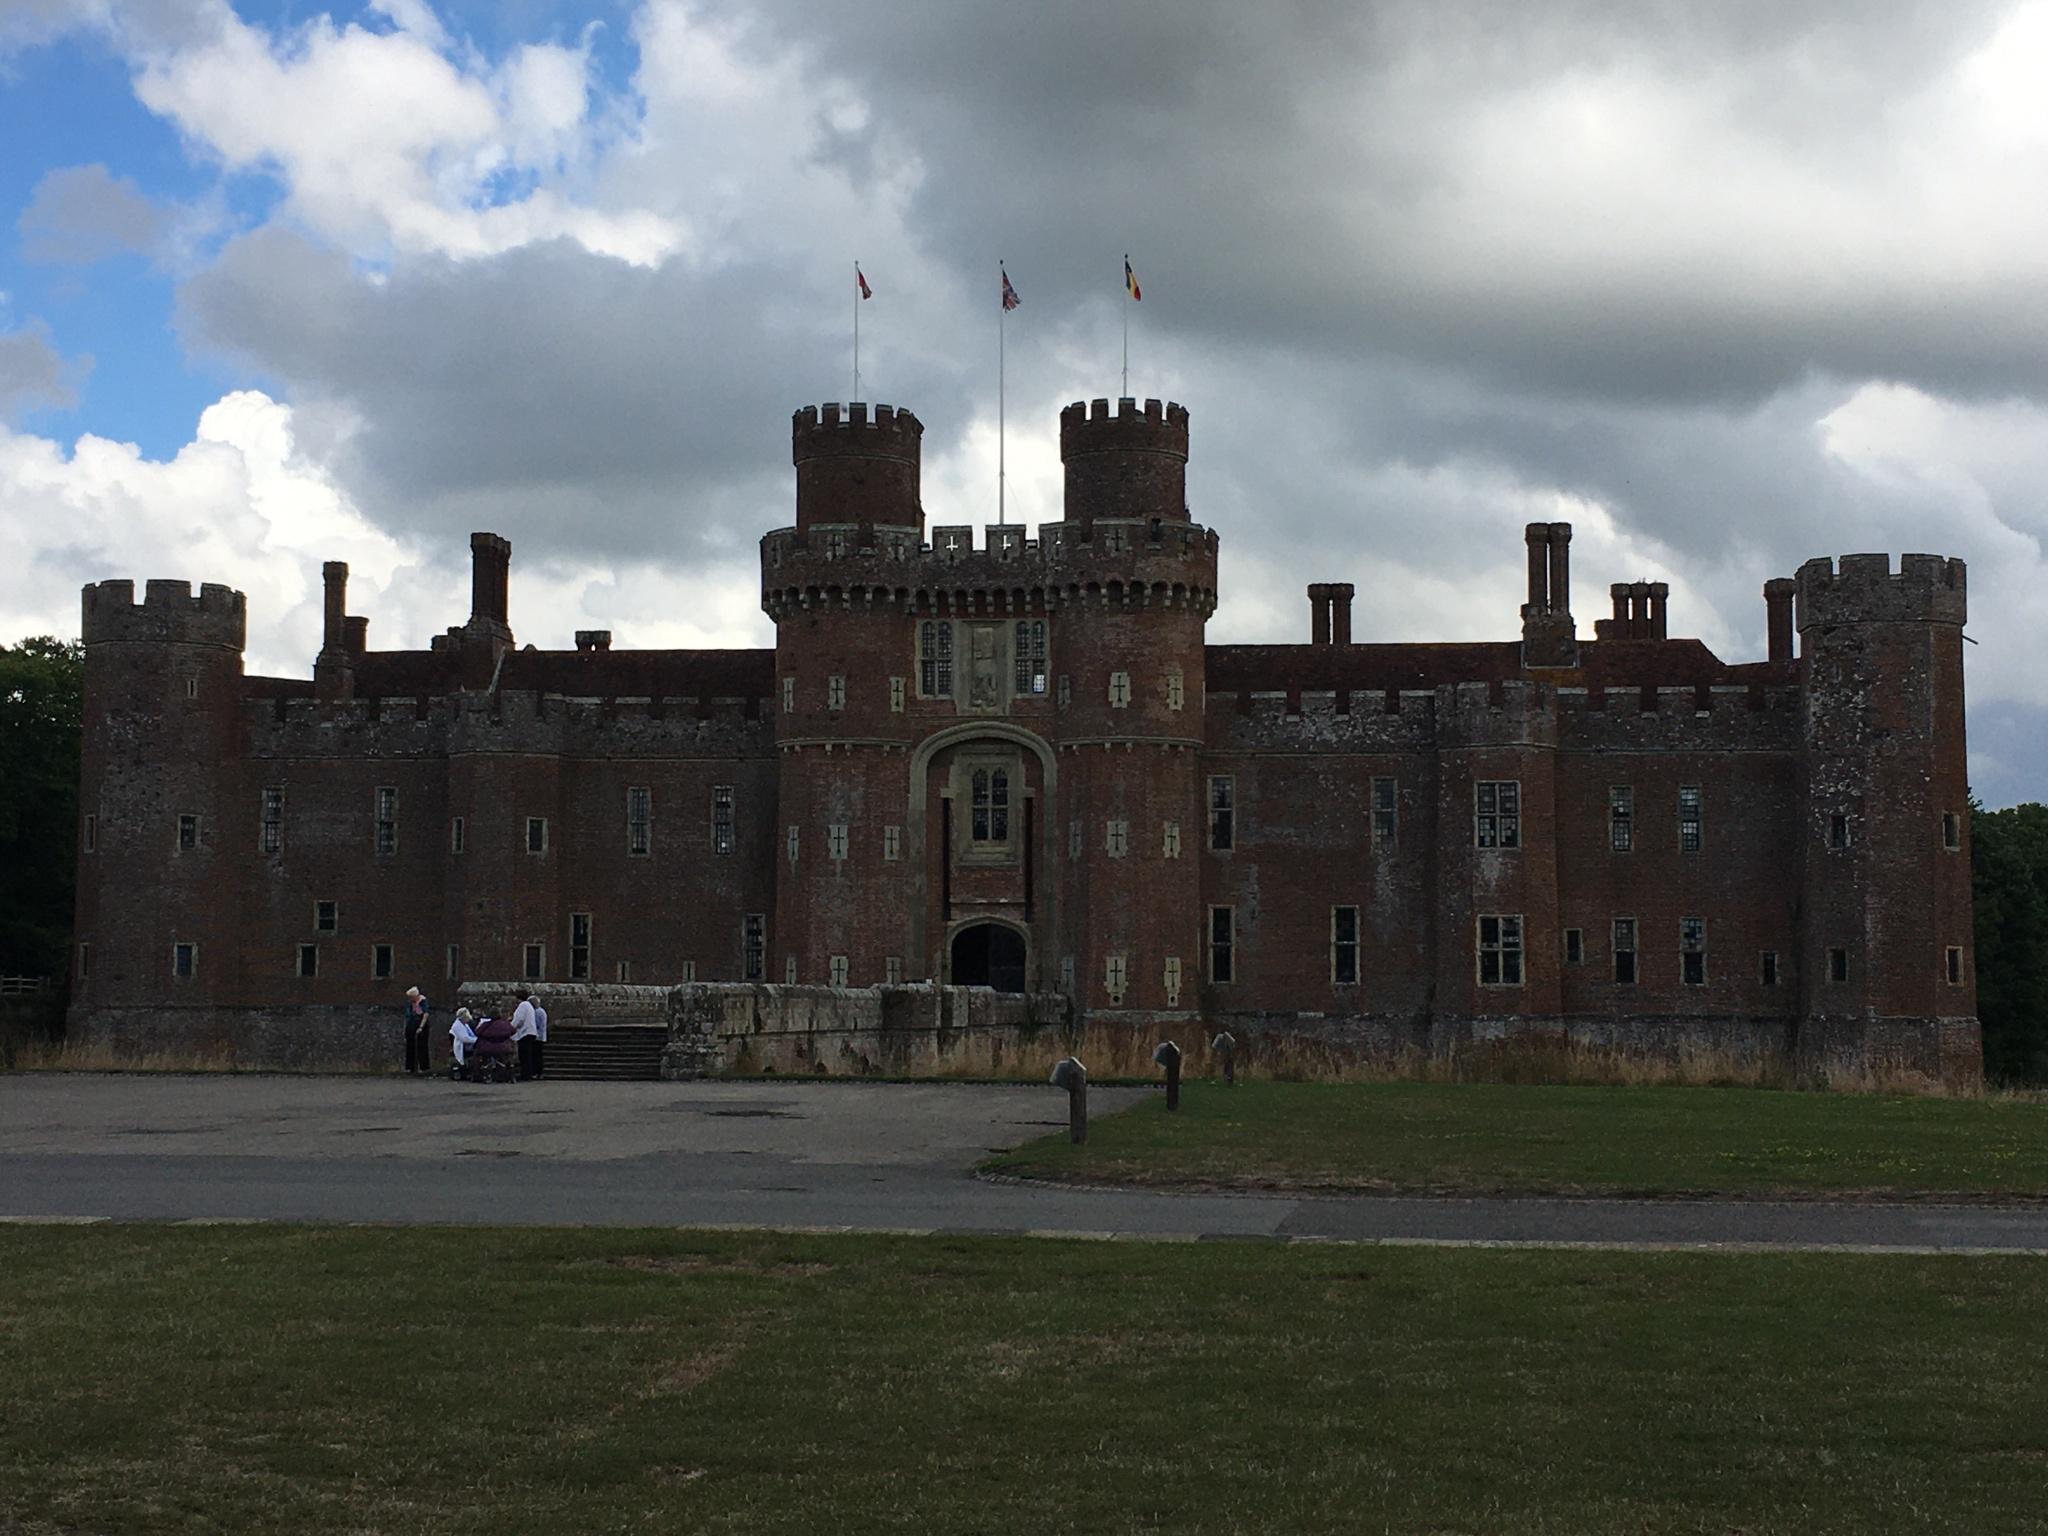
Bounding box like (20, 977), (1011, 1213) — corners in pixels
(986, 1081), (2048, 1198)
(2, 1226), (2047, 1534)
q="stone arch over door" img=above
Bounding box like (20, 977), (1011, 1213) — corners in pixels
(948, 918), (1030, 992)
(906, 721), (1057, 987)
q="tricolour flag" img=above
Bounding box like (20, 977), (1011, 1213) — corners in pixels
(1125, 257), (1141, 301)
(1001, 266), (1020, 311)
(856, 266), (872, 299)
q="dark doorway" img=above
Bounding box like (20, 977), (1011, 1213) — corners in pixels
(950, 923), (1027, 993)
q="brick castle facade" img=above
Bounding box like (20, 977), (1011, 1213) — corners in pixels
(69, 397), (1980, 1080)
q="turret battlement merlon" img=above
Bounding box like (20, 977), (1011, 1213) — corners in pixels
(1795, 553), (1967, 631)
(1059, 397), (1190, 455)
(81, 579), (247, 650)
(791, 403), (924, 452)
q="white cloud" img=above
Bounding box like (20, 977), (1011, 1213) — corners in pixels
(127, 1), (679, 266)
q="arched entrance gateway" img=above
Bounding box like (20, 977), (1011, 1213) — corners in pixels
(950, 922), (1028, 993)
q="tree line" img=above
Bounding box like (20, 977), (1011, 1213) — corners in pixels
(2, 633), (2045, 1077)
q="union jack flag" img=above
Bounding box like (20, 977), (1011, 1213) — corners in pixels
(1001, 267), (1020, 311)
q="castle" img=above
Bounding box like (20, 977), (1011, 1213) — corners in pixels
(69, 397), (1980, 1082)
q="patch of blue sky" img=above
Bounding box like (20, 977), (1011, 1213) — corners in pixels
(0, 32), (258, 455)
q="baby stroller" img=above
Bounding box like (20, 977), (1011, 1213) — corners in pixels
(462, 1015), (519, 1083)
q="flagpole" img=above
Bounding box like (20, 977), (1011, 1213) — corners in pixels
(1121, 254), (1129, 399)
(998, 262), (1006, 527)
(852, 259), (860, 404)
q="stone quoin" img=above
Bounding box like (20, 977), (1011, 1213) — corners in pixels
(67, 398), (1980, 1084)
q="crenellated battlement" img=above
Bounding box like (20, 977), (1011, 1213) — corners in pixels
(1795, 552), (1967, 630)
(244, 689), (776, 760)
(792, 401), (924, 447)
(1059, 395), (1189, 442)
(760, 517), (1219, 620)
(1060, 397), (1191, 527)
(81, 578), (246, 651)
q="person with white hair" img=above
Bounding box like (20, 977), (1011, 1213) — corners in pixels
(402, 985), (433, 1074)
(448, 1007), (478, 1079)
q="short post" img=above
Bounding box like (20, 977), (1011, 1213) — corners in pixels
(1050, 1055), (1088, 1144)
(1211, 1030), (1237, 1087)
(1153, 1039), (1183, 1111)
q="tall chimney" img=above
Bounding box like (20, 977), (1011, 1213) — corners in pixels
(321, 562), (348, 655)
(1525, 524), (1550, 614)
(1611, 583), (1629, 628)
(468, 532), (511, 630)
(1307, 583), (1332, 645)
(1765, 577), (1797, 662)
(343, 616), (368, 656)
(1647, 581), (1669, 641)
(1546, 523), (1572, 619)
(1328, 582), (1355, 645)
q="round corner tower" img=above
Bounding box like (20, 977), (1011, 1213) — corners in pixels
(792, 401), (924, 536)
(1795, 551), (1976, 1083)
(1059, 395), (1189, 533)
(74, 578), (248, 1030)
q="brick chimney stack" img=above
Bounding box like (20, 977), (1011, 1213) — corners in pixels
(1765, 577), (1797, 661)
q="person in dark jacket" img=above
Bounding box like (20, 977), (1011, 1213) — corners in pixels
(403, 986), (433, 1074)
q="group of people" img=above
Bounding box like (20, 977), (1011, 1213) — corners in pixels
(402, 985), (549, 1081)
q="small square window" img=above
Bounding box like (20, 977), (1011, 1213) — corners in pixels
(372, 943), (394, 980)
(1478, 914), (1524, 986)
(177, 813), (198, 851)
(1209, 906), (1235, 984)
(1371, 778), (1396, 848)
(1612, 919), (1638, 986)
(1828, 947), (1848, 983)
(314, 900), (337, 934)
(1946, 945), (1964, 986)
(785, 955), (798, 985)
(297, 944), (318, 978)
(447, 944), (462, 982)
(526, 817), (548, 854)
(450, 816), (466, 854)
(679, 960), (695, 982)
(1829, 813), (1850, 849)
(743, 915), (766, 981)
(1565, 928), (1583, 965)
(172, 941), (197, 979)
(524, 943), (545, 981)
(1942, 812), (1961, 852)
(83, 813), (96, 853)
(627, 786), (651, 857)
(184, 677), (198, 700)
(1761, 950), (1779, 988)
(1680, 917), (1705, 986)
(1475, 782), (1521, 850)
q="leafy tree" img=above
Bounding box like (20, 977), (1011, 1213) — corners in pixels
(0, 636), (82, 985)
(1971, 797), (2048, 1083)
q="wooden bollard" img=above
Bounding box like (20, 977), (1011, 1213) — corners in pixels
(1211, 1030), (1237, 1087)
(1153, 1040), (1183, 1110)
(1050, 1056), (1088, 1144)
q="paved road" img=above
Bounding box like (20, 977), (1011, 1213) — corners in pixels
(3, 1075), (2045, 1253)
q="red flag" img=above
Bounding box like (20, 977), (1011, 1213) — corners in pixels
(856, 266), (872, 299)
(1125, 257), (1141, 301)
(1001, 267), (1020, 311)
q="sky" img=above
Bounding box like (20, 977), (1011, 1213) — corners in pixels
(1, 0), (2045, 806)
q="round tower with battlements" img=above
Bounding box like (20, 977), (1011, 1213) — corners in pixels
(1795, 551), (1977, 1083)
(72, 579), (248, 1036)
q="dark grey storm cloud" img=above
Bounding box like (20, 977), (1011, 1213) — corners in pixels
(19, 164), (167, 264)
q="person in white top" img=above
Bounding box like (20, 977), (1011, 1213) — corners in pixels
(509, 989), (539, 1081)
(532, 998), (549, 1079)
(448, 1008), (478, 1078)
